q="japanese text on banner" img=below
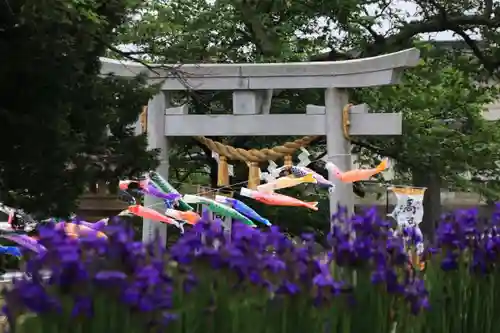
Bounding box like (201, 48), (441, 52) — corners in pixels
(388, 186), (426, 228)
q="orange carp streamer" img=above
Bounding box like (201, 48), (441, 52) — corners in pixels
(327, 158), (389, 183)
(128, 205), (180, 226)
(164, 209), (200, 225)
(62, 223), (108, 239)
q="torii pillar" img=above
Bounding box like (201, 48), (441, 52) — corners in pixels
(100, 48), (420, 242)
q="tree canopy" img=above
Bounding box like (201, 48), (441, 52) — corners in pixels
(0, 0), (159, 217)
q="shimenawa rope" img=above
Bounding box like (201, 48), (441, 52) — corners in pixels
(192, 104), (352, 188)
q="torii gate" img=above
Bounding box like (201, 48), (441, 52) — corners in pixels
(100, 48), (420, 243)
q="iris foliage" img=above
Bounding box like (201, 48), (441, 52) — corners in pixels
(4, 207), (500, 333)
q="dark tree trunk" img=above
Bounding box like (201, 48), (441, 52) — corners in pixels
(412, 170), (441, 239)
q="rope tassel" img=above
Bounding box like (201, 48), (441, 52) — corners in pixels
(217, 155), (230, 186)
(212, 152), (233, 187)
(247, 162), (260, 189)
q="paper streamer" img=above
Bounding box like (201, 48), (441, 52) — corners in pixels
(212, 152), (234, 187)
(261, 148), (311, 183)
(388, 186), (426, 228)
(388, 186), (426, 255)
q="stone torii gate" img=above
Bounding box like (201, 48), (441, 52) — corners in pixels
(100, 48), (420, 243)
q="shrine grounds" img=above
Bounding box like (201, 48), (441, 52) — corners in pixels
(3, 206), (498, 333)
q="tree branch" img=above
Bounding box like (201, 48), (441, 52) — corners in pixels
(360, 7), (388, 44)
(389, 14), (500, 47)
(311, 13), (500, 65)
(238, 0), (281, 57)
(94, 34), (190, 82)
(423, 0), (500, 76)
(451, 27), (499, 74)
(94, 35), (162, 75)
(360, 22), (386, 44)
(484, 0), (493, 17)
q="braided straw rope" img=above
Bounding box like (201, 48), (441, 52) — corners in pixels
(190, 104), (351, 188)
(193, 103), (352, 161)
(193, 135), (321, 163)
(342, 103), (352, 141)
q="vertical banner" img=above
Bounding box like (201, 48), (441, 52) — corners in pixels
(388, 186), (426, 228)
(388, 186), (426, 255)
